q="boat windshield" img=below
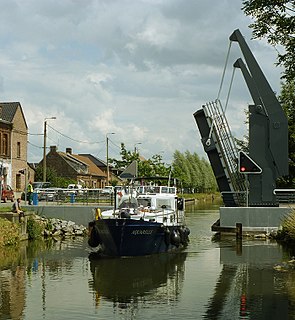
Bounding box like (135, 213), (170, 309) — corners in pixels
(137, 198), (152, 207)
(118, 198), (138, 209)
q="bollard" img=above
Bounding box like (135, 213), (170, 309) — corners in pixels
(70, 193), (75, 203)
(236, 222), (242, 240)
(32, 192), (38, 205)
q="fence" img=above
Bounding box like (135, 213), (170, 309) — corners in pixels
(31, 188), (114, 206)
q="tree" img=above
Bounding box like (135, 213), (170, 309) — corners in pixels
(35, 166), (57, 184)
(109, 143), (139, 170)
(109, 143), (170, 180)
(172, 150), (217, 193)
(242, 0), (295, 81)
(110, 145), (217, 192)
(172, 150), (191, 190)
(277, 80), (295, 186)
(35, 166), (75, 187)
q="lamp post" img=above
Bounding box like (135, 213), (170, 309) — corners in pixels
(43, 117), (56, 182)
(134, 142), (142, 153)
(106, 132), (115, 185)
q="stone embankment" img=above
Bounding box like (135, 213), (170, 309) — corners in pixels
(33, 215), (88, 238)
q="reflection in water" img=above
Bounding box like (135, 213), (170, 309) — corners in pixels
(204, 240), (293, 319)
(89, 252), (187, 310)
(0, 238), (87, 320)
(0, 266), (26, 320)
(0, 241), (28, 320)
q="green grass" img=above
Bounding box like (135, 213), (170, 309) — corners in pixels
(276, 209), (295, 243)
(0, 206), (13, 212)
(181, 192), (221, 201)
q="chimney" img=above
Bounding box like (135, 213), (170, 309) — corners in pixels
(50, 146), (57, 153)
(66, 148), (72, 154)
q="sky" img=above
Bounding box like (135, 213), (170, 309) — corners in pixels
(0, 0), (283, 165)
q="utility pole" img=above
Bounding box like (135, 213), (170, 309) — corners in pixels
(43, 117), (56, 182)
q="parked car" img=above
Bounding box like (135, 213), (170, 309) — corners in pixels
(66, 184), (84, 195)
(37, 188), (60, 201)
(21, 181), (51, 200)
(1, 185), (14, 202)
(32, 181), (51, 189)
(100, 186), (114, 195)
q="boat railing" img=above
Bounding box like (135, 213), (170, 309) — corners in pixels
(137, 186), (177, 195)
(140, 207), (185, 226)
(274, 189), (295, 204)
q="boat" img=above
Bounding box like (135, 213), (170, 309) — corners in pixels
(88, 185), (190, 257)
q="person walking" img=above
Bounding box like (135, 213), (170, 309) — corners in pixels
(27, 181), (33, 205)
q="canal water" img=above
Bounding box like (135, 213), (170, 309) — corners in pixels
(1, 202), (295, 319)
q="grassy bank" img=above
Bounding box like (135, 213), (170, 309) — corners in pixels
(0, 218), (19, 246)
(181, 192), (222, 202)
(276, 208), (295, 243)
(0, 206), (15, 212)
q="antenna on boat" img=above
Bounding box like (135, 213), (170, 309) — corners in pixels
(168, 166), (172, 187)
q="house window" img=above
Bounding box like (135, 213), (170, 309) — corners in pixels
(16, 174), (21, 190)
(17, 142), (21, 158)
(2, 133), (8, 156)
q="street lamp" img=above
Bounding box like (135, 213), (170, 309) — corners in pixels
(43, 117), (56, 182)
(106, 132), (115, 185)
(134, 142), (142, 153)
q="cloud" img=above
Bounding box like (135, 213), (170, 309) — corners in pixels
(0, 0), (282, 164)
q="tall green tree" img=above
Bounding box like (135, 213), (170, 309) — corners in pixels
(278, 80), (295, 186)
(172, 150), (217, 193)
(185, 152), (204, 192)
(242, 0), (295, 81)
(172, 150), (191, 190)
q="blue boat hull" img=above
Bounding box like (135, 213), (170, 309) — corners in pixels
(88, 218), (190, 257)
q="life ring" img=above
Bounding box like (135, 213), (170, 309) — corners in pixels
(164, 228), (170, 246)
(95, 208), (102, 220)
(88, 225), (101, 248)
(179, 226), (190, 245)
(177, 198), (184, 210)
(170, 229), (181, 247)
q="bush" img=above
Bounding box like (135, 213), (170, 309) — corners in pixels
(27, 217), (44, 240)
(276, 209), (295, 243)
(0, 218), (19, 246)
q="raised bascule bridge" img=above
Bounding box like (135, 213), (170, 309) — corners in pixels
(194, 29), (291, 235)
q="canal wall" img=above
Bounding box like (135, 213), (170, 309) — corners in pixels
(220, 206), (293, 233)
(22, 205), (112, 227)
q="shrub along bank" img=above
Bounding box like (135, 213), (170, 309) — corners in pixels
(0, 218), (19, 246)
(276, 208), (295, 243)
(0, 214), (87, 247)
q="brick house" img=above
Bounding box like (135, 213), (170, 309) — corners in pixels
(0, 102), (28, 191)
(42, 146), (107, 188)
(78, 153), (121, 185)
